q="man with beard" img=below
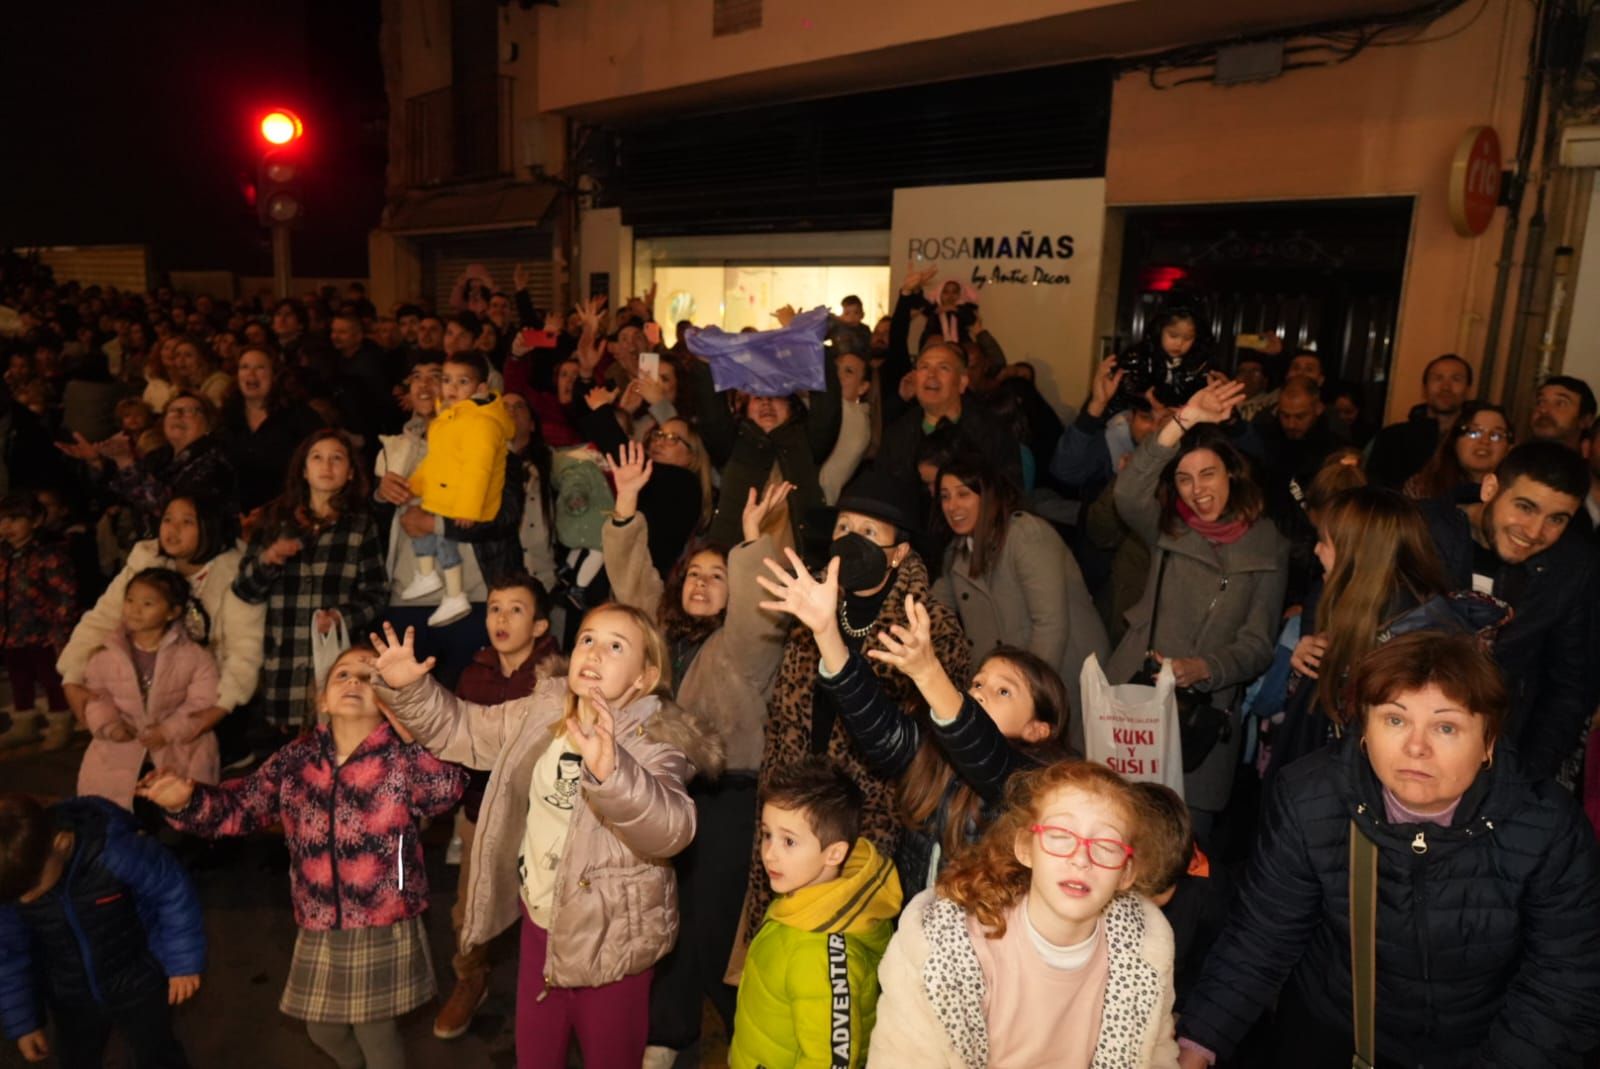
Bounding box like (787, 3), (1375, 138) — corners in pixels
(1367, 354), (1473, 489)
(1420, 442), (1599, 784)
(1528, 375), (1596, 451)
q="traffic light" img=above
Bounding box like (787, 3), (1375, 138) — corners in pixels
(256, 109), (305, 227)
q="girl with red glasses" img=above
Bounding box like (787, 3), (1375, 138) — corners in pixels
(869, 760), (1180, 1068)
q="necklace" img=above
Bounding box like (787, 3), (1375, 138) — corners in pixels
(838, 598), (873, 639)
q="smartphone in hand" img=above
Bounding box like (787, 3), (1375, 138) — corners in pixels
(638, 351), (660, 383)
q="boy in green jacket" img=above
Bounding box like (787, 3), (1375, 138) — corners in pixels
(730, 758), (903, 1069)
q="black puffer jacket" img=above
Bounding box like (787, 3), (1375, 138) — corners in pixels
(1179, 735), (1600, 1067)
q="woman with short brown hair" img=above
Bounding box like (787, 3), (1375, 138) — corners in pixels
(1176, 632), (1600, 1068)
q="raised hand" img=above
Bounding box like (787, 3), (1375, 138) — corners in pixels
(567, 687), (618, 783)
(643, 321), (662, 349)
(742, 480), (795, 544)
(136, 770), (195, 812)
(314, 609), (342, 636)
(585, 384), (619, 411)
(1086, 355), (1125, 418)
(513, 263), (529, 292)
(1178, 379), (1246, 426)
(543, 310), (564, 334)
(369, 622), (437, 689)
(635, 374), (667, 407)
(771, 304), (797, 328)
(756, 550), (840, 638)
(610, 440), (654, 514)
(867, 596), (938, 684)
(900, 261), (939, 295)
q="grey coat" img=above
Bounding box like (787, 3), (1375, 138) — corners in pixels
(932, 511), (1109, 750)
(1107, 436), (1288, 811)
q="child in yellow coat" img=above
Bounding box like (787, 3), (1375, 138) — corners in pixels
(402, 351), (514, 626)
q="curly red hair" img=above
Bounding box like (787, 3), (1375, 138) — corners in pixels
(936, 760), (1158, 939)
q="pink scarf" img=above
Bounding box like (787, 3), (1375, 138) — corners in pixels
(1176, 498), (1252, 545)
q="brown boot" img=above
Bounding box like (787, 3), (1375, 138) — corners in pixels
(432, 972), (488, 1040)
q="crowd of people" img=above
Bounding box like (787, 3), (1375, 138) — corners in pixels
(1, 246), (1600, 1069)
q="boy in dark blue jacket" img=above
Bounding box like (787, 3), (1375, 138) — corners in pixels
(0, 792), (205, 1067)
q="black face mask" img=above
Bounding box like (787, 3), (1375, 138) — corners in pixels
(831, 532), (891, 592)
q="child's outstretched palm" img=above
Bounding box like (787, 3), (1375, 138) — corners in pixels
(869, 596), (939, 684)
(369, 623), (437, 689)
(567, 687), (620, 782)
(136, 770), (195, 812)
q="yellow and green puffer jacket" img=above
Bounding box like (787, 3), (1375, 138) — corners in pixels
(730, 839), (903, 1069)
(410, 394), (515, 522)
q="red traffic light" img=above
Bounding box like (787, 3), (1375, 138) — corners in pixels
(259, 109), (304, 146)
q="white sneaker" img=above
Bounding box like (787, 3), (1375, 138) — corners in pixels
(399, 571), (443, 600)
(641, 1047), (678, 1069)
(445, 833), (463, 866)
(428, 593), (471, 628)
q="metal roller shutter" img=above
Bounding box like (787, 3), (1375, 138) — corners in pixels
(421, 228), (557, 318)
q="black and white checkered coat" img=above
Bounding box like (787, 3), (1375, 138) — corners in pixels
(233, 509), (389, 729)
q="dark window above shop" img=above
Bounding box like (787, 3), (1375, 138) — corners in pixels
(590, 61), (1112, 235)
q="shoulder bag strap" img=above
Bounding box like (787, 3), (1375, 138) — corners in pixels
(1348, 819), (1379, 1069)
(1144, 548), (1169, 660)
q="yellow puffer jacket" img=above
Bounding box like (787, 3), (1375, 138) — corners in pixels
(410, 394), (515, 522)
(730, 840), (902, 1069)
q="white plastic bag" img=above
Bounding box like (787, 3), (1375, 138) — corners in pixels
(1080, 652), (1185, 799)
(311, 610), (351, 696)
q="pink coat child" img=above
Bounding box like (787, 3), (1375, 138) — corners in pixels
(78, 624), (221, 810)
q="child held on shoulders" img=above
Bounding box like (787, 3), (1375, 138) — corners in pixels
(78, 567), (221, 811)
(433, 571), (562, 1042)
(0, 792), (205, 1069)
(138, 645), (466, 1069)
(730, 758), (902, 1069)
(758, 550), (1071, 895)
(870, 760), (1179, 1069)
(369, 603), (724, 1069)
(402, 351), (515, 628)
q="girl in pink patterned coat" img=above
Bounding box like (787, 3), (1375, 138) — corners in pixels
(138, 644), (466, 1069)
(77, 567), (221, 810)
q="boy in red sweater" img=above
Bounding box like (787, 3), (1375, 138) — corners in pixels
(433, 571), (560, 1040)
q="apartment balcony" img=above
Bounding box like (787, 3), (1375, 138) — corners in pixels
(403, 75), (514, 187)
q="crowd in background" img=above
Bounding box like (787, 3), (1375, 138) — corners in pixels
(2, 244), (1600, 1069)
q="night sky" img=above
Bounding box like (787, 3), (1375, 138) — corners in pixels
(0, 0), (387, 278)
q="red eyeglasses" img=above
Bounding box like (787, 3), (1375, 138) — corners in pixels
(1029, 824), (1135, 869)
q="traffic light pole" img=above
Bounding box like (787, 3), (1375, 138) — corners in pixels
(272, 223), (293, 299)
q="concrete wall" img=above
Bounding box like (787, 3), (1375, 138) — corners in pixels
(1104, 0), (1535, 422)
(578, 207), (633, 307)
(535, 0), (1118, 112)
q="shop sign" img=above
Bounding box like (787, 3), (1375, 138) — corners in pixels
(891, 179), (1107, 406)
(1449, 126), (1502, 237)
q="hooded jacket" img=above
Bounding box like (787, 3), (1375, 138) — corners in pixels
(731, 839), (903, 1069)
(1178, 734), (1600, 1067)
(411, 393), (515, 522)
(376, 671), (725, 989)
(78, 624), (221, 810)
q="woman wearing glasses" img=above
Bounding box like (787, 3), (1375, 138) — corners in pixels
(1177, 633), (1600, 1068)
(1403, 402), (1514, 502)
(871, 759), (1179, 1068)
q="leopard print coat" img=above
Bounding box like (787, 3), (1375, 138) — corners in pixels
(737, 551), (971, 953)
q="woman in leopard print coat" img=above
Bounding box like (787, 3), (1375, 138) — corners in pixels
(733, 481), (971, 970)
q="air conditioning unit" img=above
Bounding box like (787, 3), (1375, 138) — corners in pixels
(1559, 124), (1600, 168)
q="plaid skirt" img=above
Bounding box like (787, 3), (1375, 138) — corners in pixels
(280, 916), (436, 1023)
